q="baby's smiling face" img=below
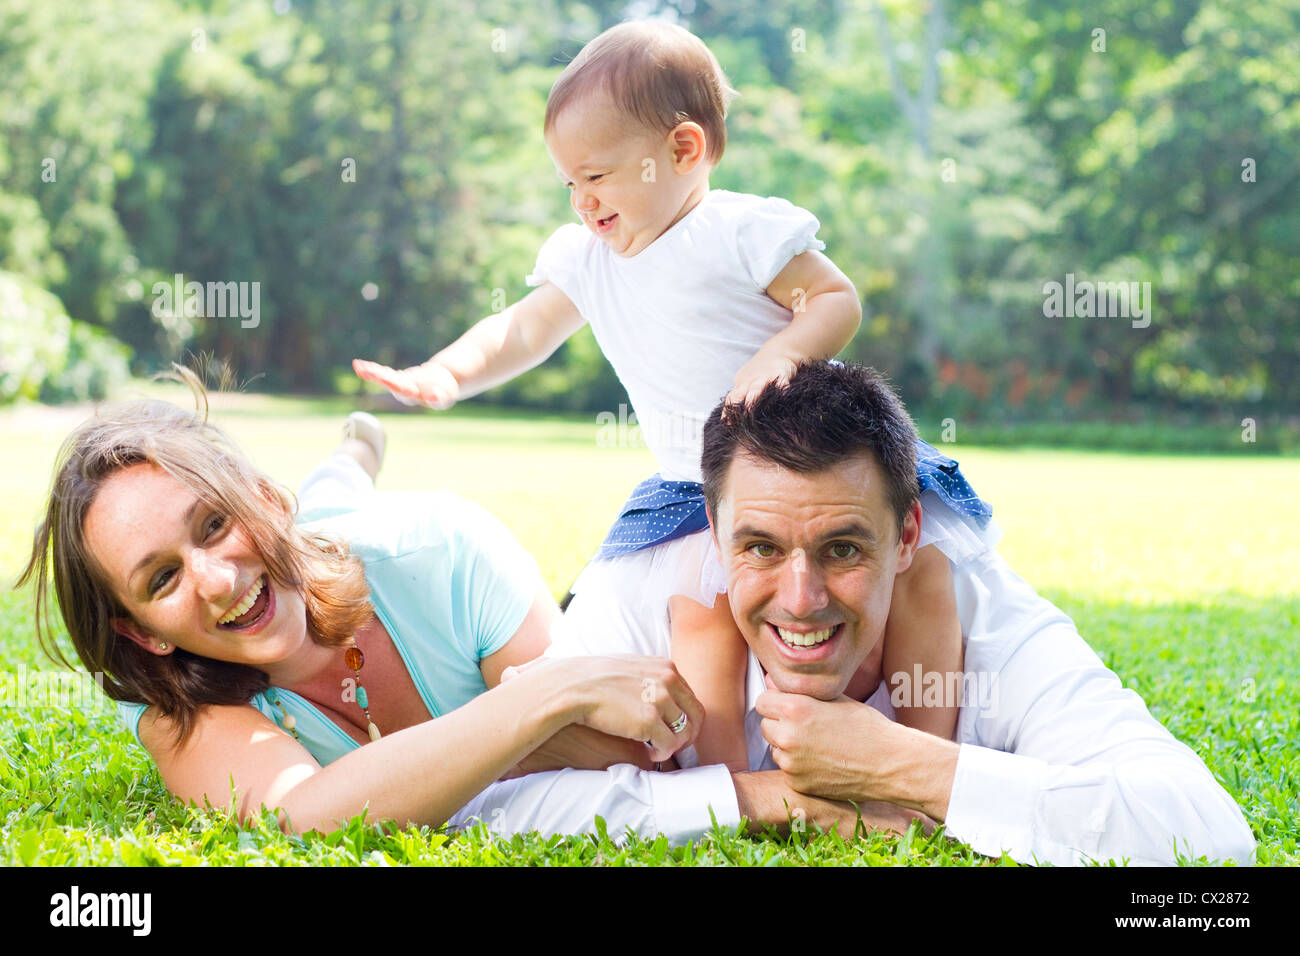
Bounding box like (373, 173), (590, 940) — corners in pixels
(545, 94), (710, 258)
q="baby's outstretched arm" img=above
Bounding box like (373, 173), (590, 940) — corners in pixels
(354, 281), (585, 408)
(882, 544), (963, 740)
(668, 592), (751, 773)
(728, 250), (862, 408)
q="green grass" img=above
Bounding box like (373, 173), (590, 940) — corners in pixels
(2, 384), (1297, 866)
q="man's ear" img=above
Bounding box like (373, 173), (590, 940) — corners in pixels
(894, 500), (923, 574)
(112, 617), (171, 655)
(668, 121), (707, 172)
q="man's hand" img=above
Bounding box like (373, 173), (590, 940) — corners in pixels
(756, 688), (959, 821)
(732, 770), (932, 839)
(353, 358), (460, 410)
(757, 690), (898, 804)
(500, 725), (656, 778)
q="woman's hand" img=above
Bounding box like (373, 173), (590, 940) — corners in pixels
(531, 655), (705, 763)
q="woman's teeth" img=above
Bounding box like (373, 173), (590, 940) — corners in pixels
(219, 577), (265, 625)
(776, 626), (835, 648)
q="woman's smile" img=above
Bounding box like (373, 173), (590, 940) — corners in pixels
(215, 573), (276, 633)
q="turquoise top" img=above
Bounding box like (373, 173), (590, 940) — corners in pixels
(116, 490), (541, 766)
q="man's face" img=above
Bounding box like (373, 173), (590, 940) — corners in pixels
(710, 451), (920, 700)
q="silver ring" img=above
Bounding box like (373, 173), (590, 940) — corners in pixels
(669, 713), (689, 735)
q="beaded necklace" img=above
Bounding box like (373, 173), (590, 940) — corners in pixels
(267, 641), (381, 743)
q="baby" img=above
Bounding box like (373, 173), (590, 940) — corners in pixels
(355, 21), (997, 770)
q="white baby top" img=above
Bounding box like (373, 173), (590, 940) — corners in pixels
(526, 189), (826, 482)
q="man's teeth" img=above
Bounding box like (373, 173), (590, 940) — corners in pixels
(218, 577), (264, 625)
(776, 626), (835, 648)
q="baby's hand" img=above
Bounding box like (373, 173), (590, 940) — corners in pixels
(353, 358), (460, 410)
(725, 351), (800, 412)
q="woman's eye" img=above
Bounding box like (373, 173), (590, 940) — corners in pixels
(829, 543), (858, 559)
(149, 567), (175, 595)
(205, 514), (227, 537)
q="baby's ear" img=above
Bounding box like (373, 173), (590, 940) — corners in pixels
(669, 121), (707, 170)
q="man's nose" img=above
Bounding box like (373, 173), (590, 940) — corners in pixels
(777, 550), (829, 619)
(190, 547), (238, 602)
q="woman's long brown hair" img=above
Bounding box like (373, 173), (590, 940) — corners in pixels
(17, 367), (372, 747)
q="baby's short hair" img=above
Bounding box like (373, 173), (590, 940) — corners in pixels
(545, 21), (736, 165)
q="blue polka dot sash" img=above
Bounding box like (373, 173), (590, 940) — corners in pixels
(913, 438), (994, 525)
(594, 438), (992, 559)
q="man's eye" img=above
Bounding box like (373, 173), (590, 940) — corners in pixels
(748, 543), (777, 558)
(829, 542), (858, 559)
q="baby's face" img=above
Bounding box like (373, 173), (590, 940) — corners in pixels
(546, 96), (706, 258)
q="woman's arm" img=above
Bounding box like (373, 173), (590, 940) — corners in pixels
(477, 586), (560, 689)
(140, 653), (702, 834)
(479, 587), (659, 774)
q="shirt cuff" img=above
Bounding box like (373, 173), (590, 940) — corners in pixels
(648, 764), (741, 842)
(944, 743), (1049, 861)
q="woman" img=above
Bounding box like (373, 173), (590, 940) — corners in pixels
(19, 373), (704, 835)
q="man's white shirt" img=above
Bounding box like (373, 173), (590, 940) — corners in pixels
(448, 544), (1256, 866)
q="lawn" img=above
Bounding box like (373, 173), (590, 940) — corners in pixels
(2, 383), (1297, 866)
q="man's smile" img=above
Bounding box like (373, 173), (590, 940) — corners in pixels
(766, 621), (844, 662)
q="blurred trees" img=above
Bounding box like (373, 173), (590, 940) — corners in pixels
(0, 271), (130, 402)
(0, 0), (1295, 417)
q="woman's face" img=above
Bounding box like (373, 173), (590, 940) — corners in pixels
(83, 461), (310, 669)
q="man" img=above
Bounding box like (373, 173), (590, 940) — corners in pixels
(450, 362), (1256, 866)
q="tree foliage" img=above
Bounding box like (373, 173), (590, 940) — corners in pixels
(1, 0), (1295, 415)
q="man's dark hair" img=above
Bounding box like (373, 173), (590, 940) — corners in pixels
(701, 361), (920, 537)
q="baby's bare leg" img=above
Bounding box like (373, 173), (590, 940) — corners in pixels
(669, 592), (752, 772)
(882, 544), (963, 740)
